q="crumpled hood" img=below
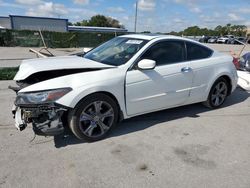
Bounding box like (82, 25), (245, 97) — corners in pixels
(14, 56), (114, 80)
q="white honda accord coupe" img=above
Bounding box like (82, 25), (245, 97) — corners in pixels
(11, 34), (238, 141)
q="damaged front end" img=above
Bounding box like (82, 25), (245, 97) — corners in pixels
(12, 88), (72, 136)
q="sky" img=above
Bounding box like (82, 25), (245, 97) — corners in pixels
(0, 0), (250, 32)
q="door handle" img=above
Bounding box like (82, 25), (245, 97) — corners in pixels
(181, 67), (192, 73)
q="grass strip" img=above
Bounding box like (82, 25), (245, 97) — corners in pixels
(0, 67), (18, 80)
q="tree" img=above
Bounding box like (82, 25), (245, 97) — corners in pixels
(214, 25), (225, 36)
(214, 25), (223, 36)
(74, 22), (82, 26)
(141, 31), (151, 33)
(231, 25), (247, 36)
(107, 17), (124, 28)
(183, 26), (201, 36)
(80, 20), (89, 26)
(167, 23), (247, 37)
(226, 23), (232, 34)
(88, 15), (109, 27)
(73, 15), (124, 28)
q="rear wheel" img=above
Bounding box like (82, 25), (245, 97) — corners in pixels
(203, 78), (229, 109)
(68, 93), (119, 141)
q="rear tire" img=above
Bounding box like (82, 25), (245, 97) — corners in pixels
(203, 78), (229, 109)
(68, 93), (119, 142)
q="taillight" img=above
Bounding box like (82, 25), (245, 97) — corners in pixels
(232, 57), (240, 69)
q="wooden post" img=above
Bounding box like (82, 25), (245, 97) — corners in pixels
(39, 29), (47, 49)
(237, 27), (250, 58)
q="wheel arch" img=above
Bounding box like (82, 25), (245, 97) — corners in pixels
(72, 91), (124, 122)
(219, 75), (232, 96)
(206, 73), (233, 98)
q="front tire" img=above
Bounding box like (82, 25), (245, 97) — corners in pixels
(203, 78), (229, 109)
(68, 93), (119, 142)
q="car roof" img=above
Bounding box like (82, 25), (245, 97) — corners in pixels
(120, 34), (195, 41)
(119, 34), (206, 45)
(119, 34), (163, 40)
(119, 34), (214, 52)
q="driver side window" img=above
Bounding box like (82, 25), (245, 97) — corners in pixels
(140, 40), (185, 66)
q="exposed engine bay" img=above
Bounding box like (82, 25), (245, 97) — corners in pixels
(10, 70), (73, 136)
(13, 103), (67, 136)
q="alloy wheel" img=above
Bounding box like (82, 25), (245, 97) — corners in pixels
(78, 101), (115, 138)
(211, 81), (228, 107)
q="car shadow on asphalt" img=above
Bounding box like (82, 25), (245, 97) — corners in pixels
(53, 88), (250, 148)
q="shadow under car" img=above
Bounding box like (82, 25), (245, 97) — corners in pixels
(53, 87), (250, 148)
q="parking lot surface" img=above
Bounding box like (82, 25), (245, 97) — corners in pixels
(1, 43), (250, 188)
(0, 80), (250, 188)
(0, 47), (81, 67)
(0, 44), (250, 67)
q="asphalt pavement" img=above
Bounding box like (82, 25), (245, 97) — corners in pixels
(0, 80), (250, 188)
(1, 43), (250, 188)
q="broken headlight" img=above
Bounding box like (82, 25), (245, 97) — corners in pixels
(15, 88), (72, 105)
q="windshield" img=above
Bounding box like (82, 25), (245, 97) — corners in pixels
(83, 37), (148, 66)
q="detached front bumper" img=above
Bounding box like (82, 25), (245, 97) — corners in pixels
(12, 103), (67, 136)
(13, 105), (26, 131)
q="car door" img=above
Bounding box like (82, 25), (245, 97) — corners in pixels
(125, 40), (194, 116)
(184, 41), (214, 103)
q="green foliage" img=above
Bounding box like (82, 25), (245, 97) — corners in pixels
(2, 23), (246, 48)
(49, 32), (78, 48)
(0, 29), (14, 46)
(74, 14), (125, 28)
(88, 15), (110, 27)
(166, 24), (247, 36)
(141, 31), (151, 33)
(0, 67), (18, 80)
(0, 29), (126, 48)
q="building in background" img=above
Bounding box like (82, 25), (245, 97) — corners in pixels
(10, 15), (68, 32)
(68, 26), (127, 33)
(0, 16), (11, 29)
(0, 15), (128, 33)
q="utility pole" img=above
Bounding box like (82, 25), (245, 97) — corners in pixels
(134, 0), (138, 33)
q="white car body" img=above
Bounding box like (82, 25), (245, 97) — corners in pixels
(217, 35), (235, 44)
(217, 37), (229, 43)
(207, 38), (217, 43)
(237, 70), (250, 90)
(12, 34), (238, 139)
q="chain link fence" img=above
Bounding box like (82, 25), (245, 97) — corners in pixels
(0, 29), (126, 48)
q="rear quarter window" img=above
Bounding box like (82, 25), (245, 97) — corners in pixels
(186, 42), (213, 61)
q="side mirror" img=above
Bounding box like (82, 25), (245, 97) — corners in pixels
(137, 59), (156, 70)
